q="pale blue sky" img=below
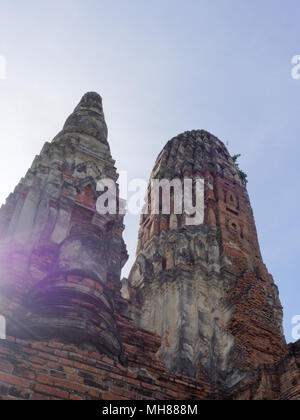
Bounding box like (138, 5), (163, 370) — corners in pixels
(0, 0), (299, 341)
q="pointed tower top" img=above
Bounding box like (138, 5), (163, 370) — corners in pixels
(151, 129), (241, 185)
(53, 91), (108, 146)
(75, 92), (104, 115)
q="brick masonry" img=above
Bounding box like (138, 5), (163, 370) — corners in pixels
(0, 93), (299, 400)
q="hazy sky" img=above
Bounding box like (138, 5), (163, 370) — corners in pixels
(0, 0), (299, 341)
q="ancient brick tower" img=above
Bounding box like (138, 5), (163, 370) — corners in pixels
(0, 93), (299, 400)
(0, 92), (128, 362)
(128, 130), (292, 391)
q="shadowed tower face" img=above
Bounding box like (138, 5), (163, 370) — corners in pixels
(129, 130), (287, 389)
(0, 92), (128, 364)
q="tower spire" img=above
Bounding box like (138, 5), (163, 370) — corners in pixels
(0, 93), (128, 364)
(53, 92), (109, 147)
(128, 129), (287, 388)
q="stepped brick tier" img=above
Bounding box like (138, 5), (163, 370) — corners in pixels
(0, 93), (299, 400)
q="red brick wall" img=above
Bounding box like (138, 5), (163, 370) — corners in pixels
(0, 313), (210, 401)
(1, 312), (298, 400)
